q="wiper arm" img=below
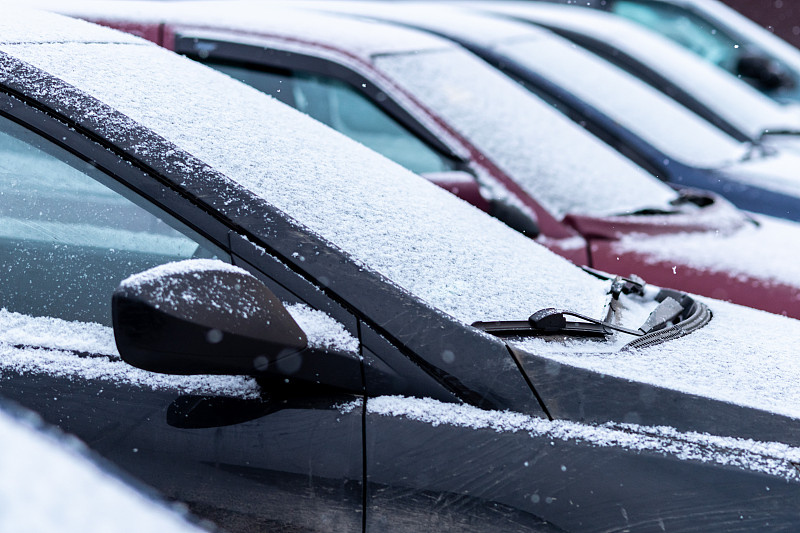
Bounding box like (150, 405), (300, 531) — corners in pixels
(473, 272), (695, 340)
(472, 308), (644, 339)
(760, 128), (800, 137)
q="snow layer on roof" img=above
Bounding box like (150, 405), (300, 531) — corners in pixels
(0, 408), (202, 532)
(495, 36), (748, 168)
(0, 5), (145, 45)
(292, 0), (538, 48)
(481, 2), (800, 138)
(613, 215), (800, 288)
(534, 296), (800, 421)
(357, 395), (800, 480)
(374, 47), (679, 218)
(2, 38), (611, 322)
(46, 0), (448, 58)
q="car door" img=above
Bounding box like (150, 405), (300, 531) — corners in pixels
(0, 92), (364, 532)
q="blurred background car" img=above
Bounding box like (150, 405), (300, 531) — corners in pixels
(530, 0), (800, 103)
(59, 1), (800, 317)
(7, 9), (800, 533)
(302, 1), (800, 223)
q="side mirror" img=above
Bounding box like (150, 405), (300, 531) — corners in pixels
(736, 53), (794, 91)
(111, 260), (362, 391)
(489, 198), (540, 238)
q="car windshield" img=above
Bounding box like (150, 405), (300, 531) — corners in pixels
(373, 46), (680, 218)
(4, 40), (613, 324)
(494, 35), (751, 167)
(611, 0), (740, 69)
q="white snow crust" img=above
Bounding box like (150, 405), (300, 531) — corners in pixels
(480, 1), (800, 139)
(374, 47), (679, 218)
(0, 408), (202, 532)
(0, 31), (612, 323)
(357, 395), (800, 480)
(613, 215), (800, 288)
(719, 150), (800, 198)
(286, 303), (359, 354)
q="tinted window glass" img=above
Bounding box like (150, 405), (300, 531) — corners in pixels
(209, 62), (455, 174)
(0, 115), (224, 326)
(612, 0), (740, 70)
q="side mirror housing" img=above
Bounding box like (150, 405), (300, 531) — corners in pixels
(736, 53), (794, 91)
(112, 259), (308, 376)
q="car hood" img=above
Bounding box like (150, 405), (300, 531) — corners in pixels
(563, 190), (748, 239)
(511, 291), (800, 444)
(717, 150), (800, 199)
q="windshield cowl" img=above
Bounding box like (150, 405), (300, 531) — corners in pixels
(562, 190), (748, 239)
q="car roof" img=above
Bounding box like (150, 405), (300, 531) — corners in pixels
(480, 1), (798, 137)
(37, 0), (451, 59)
(0, 7), (610, 324)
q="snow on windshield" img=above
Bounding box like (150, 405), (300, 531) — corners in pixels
(2, 39), (611, 323)
(496, 36), (750, 167)
(0, 407), (202, 532)
(374, 47), (679, 218)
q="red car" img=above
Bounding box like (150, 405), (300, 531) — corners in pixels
(61, 2), (800, 317)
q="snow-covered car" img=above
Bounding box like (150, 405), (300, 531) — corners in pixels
(56, 1), (800, 318)
(530, 0), (800, 103)
(5, 7), (800, 533)
(477, 2), (800, 143)
(0, 402), (203, 533)
(300, 1), (800, 224)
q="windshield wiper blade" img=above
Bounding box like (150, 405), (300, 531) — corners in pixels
(472, 308), (645, 339)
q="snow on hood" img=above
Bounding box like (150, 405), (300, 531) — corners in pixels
(480, 1), (800, 139)
(0, 407), (202, 532)
(719, 150), (800, 198)
(351, 395), (800, 480)
(373, 47), (679, 218)
(515, 296), (800, 421)
(613, 215), (800, 289)
(0, 12), (612, 324)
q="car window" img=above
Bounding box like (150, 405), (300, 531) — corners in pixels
(208, 61), (456, 175)
(0, 114), (225, 326)
(611, 0), (740, 70)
